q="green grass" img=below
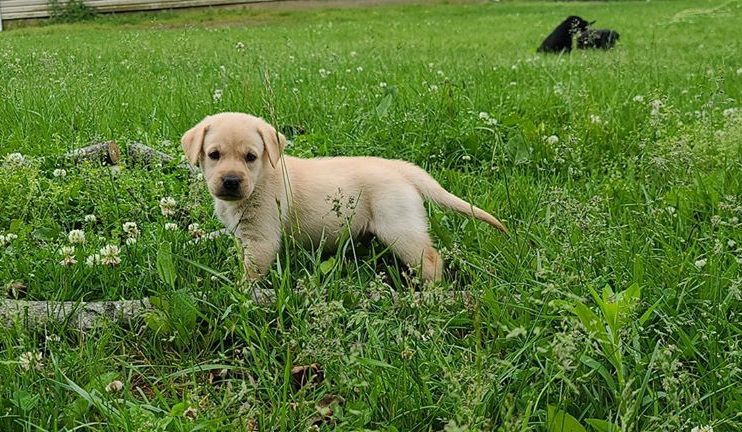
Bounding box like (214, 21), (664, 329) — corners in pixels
(1, 0), (741, 430)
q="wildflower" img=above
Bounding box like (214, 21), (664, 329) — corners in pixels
(212, 89), (223, 102)
(694, 258), (707, 269)
(105, 380), (124, 393)
(235, 41), (245, 50)
(68, 229), (85, 244)
(165, 222), (178, 231)
(59, 246), (77, 266)
(19, 351), (43, 371)
(53, 168), (67, 178)
(86, 254), (100, 266)
(710, 215), (721, 226)
(379, 82), (387, 88)
(479, 112), (490, 120)
(183, 406), (197, 421)
(356, 66), (363, 72)
(159, 196), (177, 216)
(318, 68), (329, 78)
(84, 214), (97, 223)
(123, 222), (140, 238)
(729, 240), (737, 248)
(461, 155), (471, 161)
(188, 223), (205, 239)
(99, 245), (121, 266)
(691, 426), (713, 432)
(723, 108), (738, 118)
(436, 70), (444, 76)
(633, 95), (645, 103)
(589, 114), (603, 124)
(125, 237), (137, 246)
(545, 135), (559, 145)
(428, 84), (438, 92)
(4, 152), (27, 166)
(650, 99), (663, 116)
(350, 51), (357, 57)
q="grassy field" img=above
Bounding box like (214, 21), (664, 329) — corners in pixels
(1, 0), (741, 430)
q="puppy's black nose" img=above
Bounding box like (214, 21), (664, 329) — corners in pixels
(222, 175), (242, 191)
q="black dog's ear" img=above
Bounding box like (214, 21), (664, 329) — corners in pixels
(589, 20), (597, 25)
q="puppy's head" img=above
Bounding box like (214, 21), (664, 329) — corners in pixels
(181, 112), (286, 202)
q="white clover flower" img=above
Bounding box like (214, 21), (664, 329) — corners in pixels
(165, 222), (178, 231)
(691, 426), (714, 432)
(479, 112), (490, 120)
(356, 66), (363, 72)
(461, 155), (471, 161)
(650, 99), (663, 116)
(105, 380), (124, 393)
(318, 68), (330, 78)
(722, 108), (738, 118)
(379, 82), (387, 88)
(235, 41), (245, 50)
(125, 237), (137, 246)
(183, 406), (197, 421)
(86, 254), (101, 267)
(589, 114), (603, 124)
(84, 214), (97, 223)
(212, 89), (223, 102)
(19, 351), (43, 371)
(99, 245), (121, 266)
(123, 222), (140, 238)
(159, 196), (177, 216)
(68, 229), (85, 244)
(694, 258), (707, 269)
(545, 135), (559, 145)
(59, 246), (77, 266)
(4, 152), (27, 167)
(428, 84), (438, 92)
(710, 215), (721, 226)
(436, 70), (444, 76)
(188, 223), (205, 239)
(0, 233), (18, 247)
(53, 168), (67, 178)
(728, 240), (737, 248)
(350, 51), (357, 57)
(633, 95), (645, 103)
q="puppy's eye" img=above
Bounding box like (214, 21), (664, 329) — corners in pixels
(208, 151), (220, 160)
(245, 153), (257, 163)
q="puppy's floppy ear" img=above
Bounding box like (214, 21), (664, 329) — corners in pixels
(257, 121), (286, 168)
(181, 119), (209, 165)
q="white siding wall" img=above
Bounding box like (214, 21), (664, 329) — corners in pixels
(0, 0), (274, 20)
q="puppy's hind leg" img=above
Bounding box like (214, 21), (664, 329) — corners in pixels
(372, 193), (443, 283)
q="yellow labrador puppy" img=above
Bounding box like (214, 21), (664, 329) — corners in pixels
(181, 112), (506, 282)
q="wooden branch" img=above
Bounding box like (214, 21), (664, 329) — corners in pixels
(64, 141), (121, 166)
(127, 142), (199, 176)
(1, 289), (472, 330)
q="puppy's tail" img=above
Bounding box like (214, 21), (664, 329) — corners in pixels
(402, 163), (508, 233)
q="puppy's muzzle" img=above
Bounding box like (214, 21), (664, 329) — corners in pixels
(217, 174), (245, 200)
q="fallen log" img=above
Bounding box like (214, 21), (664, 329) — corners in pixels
(1, 289), (472, 330)
(127, 142), (199, 176)
(64, 141), (121, 166)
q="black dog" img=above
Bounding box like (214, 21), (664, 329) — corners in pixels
(577, 29), (620, 50)
(537, 16), (594, 53)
